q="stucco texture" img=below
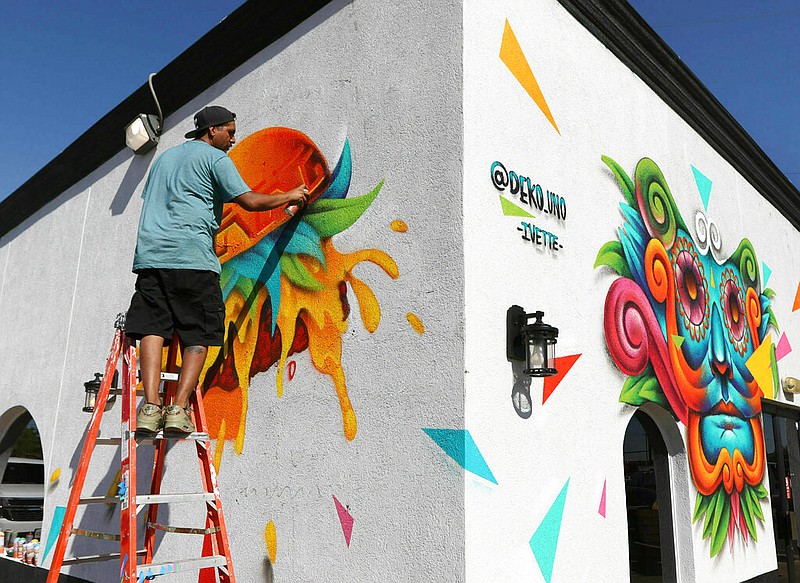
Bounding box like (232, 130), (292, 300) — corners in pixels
(464, 0), (795, 581)
(0, 1), (464, 581)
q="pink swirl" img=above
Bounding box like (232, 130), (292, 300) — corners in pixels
(604, 278), (688, 424)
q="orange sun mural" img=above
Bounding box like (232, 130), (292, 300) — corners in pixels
(197, 127), (398, 458)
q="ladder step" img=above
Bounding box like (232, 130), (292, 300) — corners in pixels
(134, 430), (210, 443)
(62, 549), (146, 565)
(79, 495), (118, 505)
(146, 521), (221, 535)
(72, 528), (121, 541)
(93, 431), (209, 445)
(96, 437), (122, 446)
(79, 492), (216, 506)
(137, 555), (228, 577)
(137, 492), (216, 505)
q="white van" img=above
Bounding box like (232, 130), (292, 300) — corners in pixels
(0, 457), (44, 539)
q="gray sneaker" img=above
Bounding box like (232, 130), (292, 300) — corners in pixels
(136, 403), (164, 434)
(163, 405), (195, 434)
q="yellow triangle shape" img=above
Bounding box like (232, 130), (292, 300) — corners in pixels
(500, 19), (560, 135)
(746, 334), (774, 398)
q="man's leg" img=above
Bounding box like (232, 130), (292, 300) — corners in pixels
(140, 335), (165, 405)
(173, 345), (208, 409)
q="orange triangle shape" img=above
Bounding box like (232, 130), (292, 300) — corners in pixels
(543, 354), (581, 404)
(793, 282), (800, 312)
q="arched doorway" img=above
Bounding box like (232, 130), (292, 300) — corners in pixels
(0, 407), (45, 540)
(624, 407), (680, 582)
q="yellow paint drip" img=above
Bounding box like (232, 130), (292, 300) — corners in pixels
(264, 520), (277, 564)
(207, 235), (399, 456)
(390, 220), (408, 233)
(275, 240), (398, 441)
(214, 419), (227, 474)
(49, 468), (61, 483)
(406, 312), (425, 334)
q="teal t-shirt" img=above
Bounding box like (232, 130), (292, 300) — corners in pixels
(132, 141), (250, 274)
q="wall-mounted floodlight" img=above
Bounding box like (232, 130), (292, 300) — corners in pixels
(125, 73), (164, 154)
(784, 376), (800, 394)
(506, 305), (558, 377)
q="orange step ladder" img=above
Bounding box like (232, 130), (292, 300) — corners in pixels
(46, 314), (236, 582)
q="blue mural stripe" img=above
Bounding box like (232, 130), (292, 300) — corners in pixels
(691, 165), (713, 210)
(319, 140), (352, 200)
(529, 479), (569, 583)
(422, 428), (498, 484)
(42, 505), (66, 561)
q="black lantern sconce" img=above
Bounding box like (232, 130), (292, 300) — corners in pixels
(83, 373), (102, 413)
(83, 371), (118, 413)
(506, 305), (559, 377)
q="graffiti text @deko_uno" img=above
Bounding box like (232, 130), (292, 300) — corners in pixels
(490, 161), (568, 253)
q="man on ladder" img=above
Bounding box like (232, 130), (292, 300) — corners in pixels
(125, 105), (309, 434)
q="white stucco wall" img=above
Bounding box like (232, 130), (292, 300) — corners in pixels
(3, 0), (799, 582)
(0, 1), (465, 581)
(464, 0), (797, 581)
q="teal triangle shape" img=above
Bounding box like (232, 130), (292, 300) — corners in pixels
(529, 479), (569, 583)
(762, 262), (772, 288)
(42, 505), (66, 561)
(422, 428), (498, 484)
(499, 196), (535, 218)
(691, 165), (713, 210)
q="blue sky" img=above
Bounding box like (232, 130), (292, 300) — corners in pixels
(0, 0), (244, 201)
(0, 1), (797, 202)
(628, 0), (800, 187)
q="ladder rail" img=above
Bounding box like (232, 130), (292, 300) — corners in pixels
(46, 326), (124, 582)
(193, 382), (236, 583)
(119, 337), (139, 581)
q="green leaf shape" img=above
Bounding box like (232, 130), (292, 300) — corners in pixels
(710, 496), (731, 557)
(280, 254), (324, 291)
(767, 307), (780, 334)
(303, 180), (383, 238)
(702, 490), (720, 539)
(595, 241), (633, 279)
(619, 369), (668, 408)
(754, 483), (769, 500)
(740, 488), (758, 542)
(748, 485), (765, 521)
(771, 343), (781, 398)
(693, 491), (712, 523)
(602, 155), (636, 208)
(764, 288), (777, 301)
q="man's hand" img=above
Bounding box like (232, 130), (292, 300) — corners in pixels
(234, 183), (309, 212)
(286, 184), (309, 208)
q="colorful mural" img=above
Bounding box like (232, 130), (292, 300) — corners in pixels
(198, 127), (398, 457)
(596, 156), (776, 556)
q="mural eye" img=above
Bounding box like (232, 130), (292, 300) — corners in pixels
(720, 268), (750, 355)
(672, 238), (710, 341)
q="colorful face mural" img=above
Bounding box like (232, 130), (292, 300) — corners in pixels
(197, 127), (398, 458)
(597, 157), (775, 556)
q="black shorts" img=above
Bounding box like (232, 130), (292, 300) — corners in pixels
(125, 269), (225, 347)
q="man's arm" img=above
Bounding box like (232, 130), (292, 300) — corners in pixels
(234, 184), (308, 211)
